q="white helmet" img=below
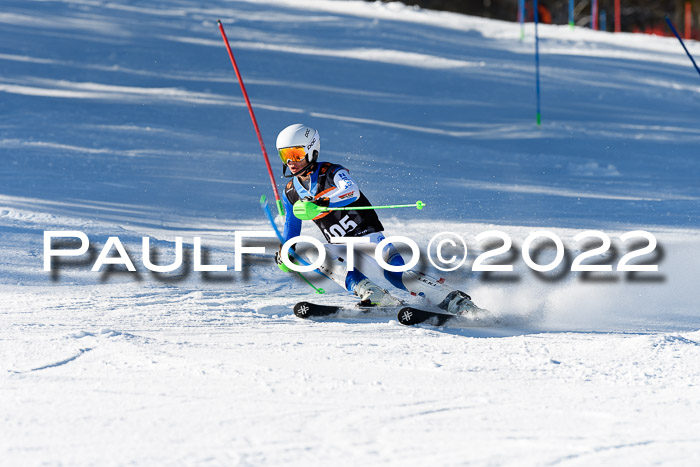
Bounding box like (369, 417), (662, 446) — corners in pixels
(276, 124), (320, 177)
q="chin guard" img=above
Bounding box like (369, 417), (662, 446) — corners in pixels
(282, 160), (315, 178)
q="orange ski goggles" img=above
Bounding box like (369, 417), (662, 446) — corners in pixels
(278, 146), (308, 164)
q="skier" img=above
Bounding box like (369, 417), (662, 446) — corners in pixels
(274, 123), (478, 315)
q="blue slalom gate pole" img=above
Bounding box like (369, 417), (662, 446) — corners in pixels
(534, 0), (541, 126)
(519, 0), (525, 40)
(569, 0), (574, 29)
(260, 195), (330, 293)
(665, 16), (700, 79)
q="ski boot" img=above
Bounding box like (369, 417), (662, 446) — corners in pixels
(437, 290), (482, 316)
(354, 278), (402, 307)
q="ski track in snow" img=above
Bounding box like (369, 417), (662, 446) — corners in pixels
(1, 0), (700, 465)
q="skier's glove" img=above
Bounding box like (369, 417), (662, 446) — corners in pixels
(293, 197), (330, 220)
(274, 246), (296, 273)
(302, 196), (330, 208)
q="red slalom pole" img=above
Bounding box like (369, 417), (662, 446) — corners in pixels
(217, 19), (284, 217)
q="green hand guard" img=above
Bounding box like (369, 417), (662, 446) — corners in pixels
(293, 200), (325, 220)
(275, 249), (296, 273)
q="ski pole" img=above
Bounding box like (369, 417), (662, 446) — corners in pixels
(218, 20), (285, 218)
(293, 201), (425, 221)
(665, 16), (700, 80)
(296, 270), (325, 294)
(326, 201), (425, 212)
(261, 195), (328, 294)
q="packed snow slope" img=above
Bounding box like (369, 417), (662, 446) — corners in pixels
(2, 0), (700, 228)
(1, 0), (700, 465)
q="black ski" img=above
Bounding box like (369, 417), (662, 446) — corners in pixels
(294, 301), (342, 318)
(293, 301), (400, 319)
(397, 307), (458, 326)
